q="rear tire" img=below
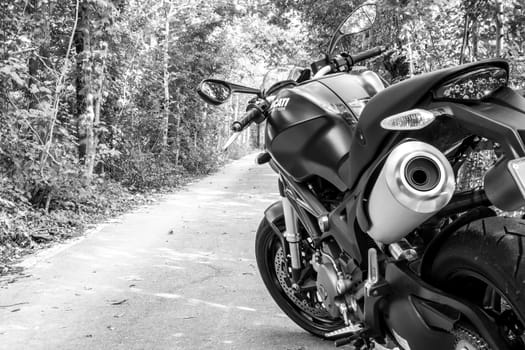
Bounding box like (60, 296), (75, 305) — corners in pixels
(429, 216), (525, 349)
(254, 217), (343, 337)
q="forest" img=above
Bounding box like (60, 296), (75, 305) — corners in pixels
(0, 0), (524, 264)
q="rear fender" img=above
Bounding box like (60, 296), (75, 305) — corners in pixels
(420, 206), (496, 278)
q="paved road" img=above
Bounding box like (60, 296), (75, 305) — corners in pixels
(0, 154), (338, 350)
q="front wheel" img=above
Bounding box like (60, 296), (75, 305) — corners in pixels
(254, 217), (343, 337)
(429, 217), (525, 349)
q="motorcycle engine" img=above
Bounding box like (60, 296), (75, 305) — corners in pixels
(315, 241), (362, 318)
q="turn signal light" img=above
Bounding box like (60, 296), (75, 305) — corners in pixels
(380, 109), (436, 131)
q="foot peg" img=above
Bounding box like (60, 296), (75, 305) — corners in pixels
(325, 323), (363, 339)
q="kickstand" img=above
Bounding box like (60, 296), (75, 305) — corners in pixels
(334, 330), (373, 349)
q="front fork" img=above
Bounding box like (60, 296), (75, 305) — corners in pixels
(282, 197), (302, 283)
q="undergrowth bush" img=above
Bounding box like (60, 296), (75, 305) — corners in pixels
(104, 148), (185, 190)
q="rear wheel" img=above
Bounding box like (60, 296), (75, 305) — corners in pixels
(255, 217), (343, 337)
(430, 217), (525, 349)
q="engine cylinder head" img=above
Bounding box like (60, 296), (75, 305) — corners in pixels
(367, 141), (455, 244)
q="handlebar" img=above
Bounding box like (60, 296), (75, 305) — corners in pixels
(231, 99), (269, 132)
(311, 46), (387, 78)
(231, 108), (261, 132)
(351, 46), (386, 64)
(224, 100), (267, 151)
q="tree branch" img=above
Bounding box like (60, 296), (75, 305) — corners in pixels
(7, 47), (37, 55)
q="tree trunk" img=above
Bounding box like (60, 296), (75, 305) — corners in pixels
(495, 0), (503, 57)
(91, 43), (108, 174)
(162, 0), (171, 150)
(26, 0), (50, 110)
(26, 0), (39, 109)
(74, 0), (111, 180)
(256, 123), (260, 148)
(406, 31), (414, 77)
(459, 13), (469, 64)
(472, 18), (479, 61)
(74, 0), (96, 180)
(174, 100), (181, 166)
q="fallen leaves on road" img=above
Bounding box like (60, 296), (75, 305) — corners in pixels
(30, 233), (53, 243)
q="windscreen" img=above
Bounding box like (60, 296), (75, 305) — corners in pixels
(261, 66), (303, 95)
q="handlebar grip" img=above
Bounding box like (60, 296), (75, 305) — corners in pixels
(351, 46), (385, 64)
(231, 108), (261, 132)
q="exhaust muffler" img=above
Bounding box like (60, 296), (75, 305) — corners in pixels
(367, 141), (455, 244)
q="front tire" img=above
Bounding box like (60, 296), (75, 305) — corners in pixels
(254, 217), (343, 337)
(429, 216), (525, 349)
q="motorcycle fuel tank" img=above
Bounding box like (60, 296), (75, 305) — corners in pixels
(266, 72), (385, 191)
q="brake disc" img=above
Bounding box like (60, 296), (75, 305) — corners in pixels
(274, 246), (330, 318)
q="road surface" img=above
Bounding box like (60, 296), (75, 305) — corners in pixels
(0, 154), (339, 350)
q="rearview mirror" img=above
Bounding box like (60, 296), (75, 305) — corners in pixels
(197, 79), (232, 106)
(327, 3), (377, 54)
(197, 79), (261, 105)
(340, 4), (377, 35)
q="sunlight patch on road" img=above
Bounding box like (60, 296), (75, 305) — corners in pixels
(188, 298), (229, 309)
(70, 253), (98, 261)
(236, 306), (256, 312)
(130, 287), (260, 314)
(152, 264), (185, 270)
(0, 324), (30, 332)
(157, 248), (213, 261)
(184, 189), (232, 196)
(154, 292), (182, 299)
(157, 248), (255, 264)
(95, 248), (138, 259)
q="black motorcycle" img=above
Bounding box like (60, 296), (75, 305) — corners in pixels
(197, 3), (525, 349)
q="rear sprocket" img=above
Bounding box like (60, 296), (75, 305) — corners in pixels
(454, 326), (490, 350)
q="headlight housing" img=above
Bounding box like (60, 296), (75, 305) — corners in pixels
(433, 67), (508, 101)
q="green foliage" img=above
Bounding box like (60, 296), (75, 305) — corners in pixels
(0, 0), (306, 253)
(2, 0), (524, 256)
(269, 0), (525, 84)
